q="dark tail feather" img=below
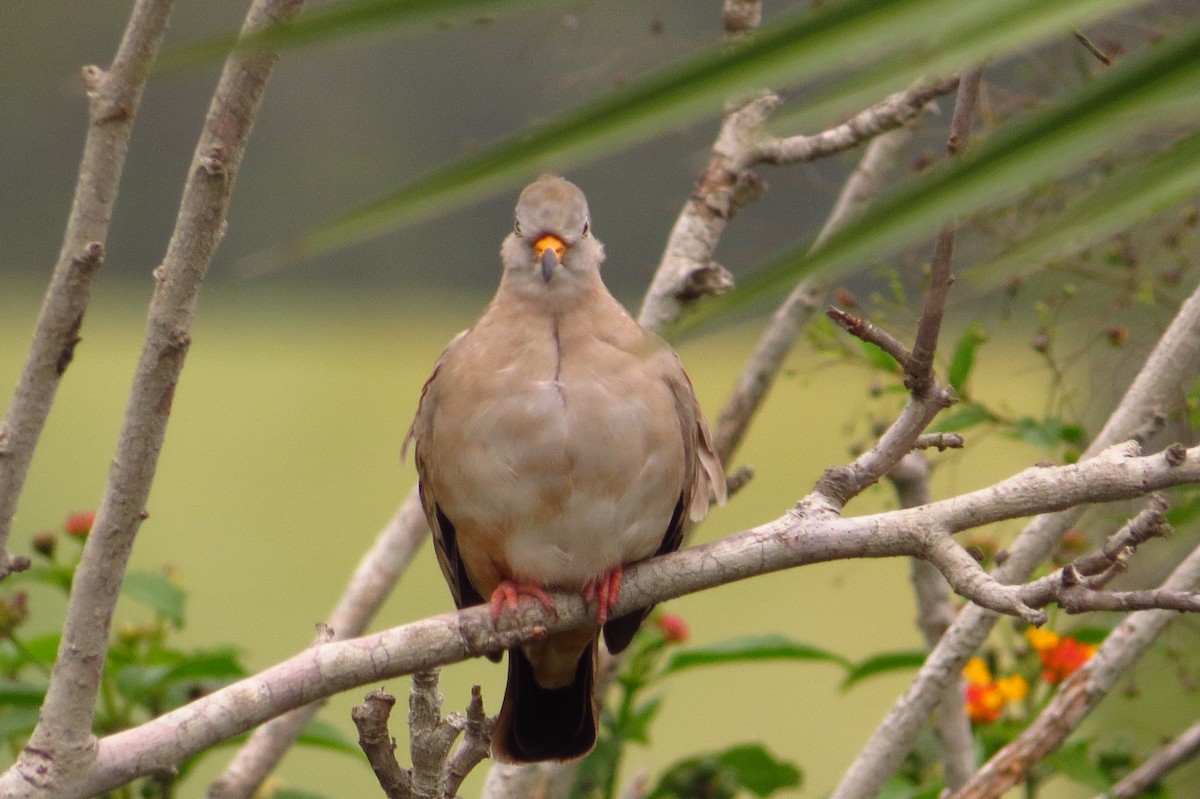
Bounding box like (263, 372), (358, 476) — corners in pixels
(492, 643), (598, 763)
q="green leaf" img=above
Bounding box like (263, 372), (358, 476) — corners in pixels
(662, 635), (851, 677)
(972, 130), (1200, 290)
(1063, 626), (1110, 646)
(0, 679), (46, 707)
(1009, 416), (1084, 452)
(861, 340), (901, 374)
(160, 649), (246, 684)
(715, 744), (803, 797)
(1165, 486), (1200, 527)
(948, 324), (986, 393)
(650, 744), (802, 799)
(0, 707), (39, 741)
(115, 664), (171, 700)
(0, 633), (57, 673)
(673, 22), (1200, 336)
(159, 0), (567, 71)
(842, 650), (927, 690)
(121, 571), (186, 628)
(880, 778), (942, 799)
(1042, 739), (1113, 791)
(296, 716), (360, 756)
(570, 732), (623, 799)
(273, 790), (333, 799)
(6, 563), (74, 592)
(932, 402), (995, 432)
(624, 695), (663, 745)
(265, 0), (1149, 268)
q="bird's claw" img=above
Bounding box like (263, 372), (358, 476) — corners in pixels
(582, 567), (622, 626)
(488, 580), (556, 622)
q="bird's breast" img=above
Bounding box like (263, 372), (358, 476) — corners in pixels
(427, 317), (685, 588)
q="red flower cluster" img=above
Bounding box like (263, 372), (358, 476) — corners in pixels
(1027, 630), (1097, 684)
(64, 511), (96, 538)
(655, 613), (690, 643)
(962, 657), (1027, 724)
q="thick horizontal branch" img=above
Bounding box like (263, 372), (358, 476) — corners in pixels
(75, 441), (1200, 795)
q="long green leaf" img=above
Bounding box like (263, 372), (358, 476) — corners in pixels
(157, 0), (566, 71)
(673, 23), (1200, 336)
(970, 129), (1200, 288)
(769, 0), (1144, 135)
(841, 650), (927, 690)
(661, 634), (851, 677)
(256, 0), (1140, 269)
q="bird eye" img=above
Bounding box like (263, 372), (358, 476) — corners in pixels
(582, 220), (590, 236)
(514, 220), (522, 235)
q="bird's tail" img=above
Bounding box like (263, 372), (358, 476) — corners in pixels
(492, 641), (598, 763)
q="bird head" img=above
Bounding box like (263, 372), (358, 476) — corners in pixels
(504, 175), (601, 285)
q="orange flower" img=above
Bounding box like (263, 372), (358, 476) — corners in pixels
(64, 511), (96, 538)
(1038, 636), (1097, 683)
(1025, 628), (1097, 683)
(965, 682), (1005, 724)
(962, 658), (1028, 724)
(655, 613), (689, 644)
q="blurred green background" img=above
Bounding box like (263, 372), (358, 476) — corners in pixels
(3, 1), (1199, 798)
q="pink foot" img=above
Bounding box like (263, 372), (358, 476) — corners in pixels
(582, 567), (622, 626)
(488, 579), (555, 621)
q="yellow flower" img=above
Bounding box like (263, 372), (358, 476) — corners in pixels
(962, 657), (992, 687)
(995, 674), (1029, 702)
(1025, 627), (1060, 653)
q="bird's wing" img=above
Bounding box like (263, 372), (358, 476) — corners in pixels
(602, 346), (726, 654)
(405, 331), (487, 612)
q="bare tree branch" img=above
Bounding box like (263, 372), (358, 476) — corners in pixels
(829, 273), (1200, 799)
(1096, 719), (1200, 799)
(949, 541), (1200, 799)
(0, 2), (304, 797)
(905, 68), (982, 396)
(890, 454), (976, 791)
(60, 440), (1200, 796)
(827, 306), (914, 367)
(714, 121), (922, 462)
(914, 432), (964, 451)
(0, 0), (174, 581)
(353, 690), (411, 799)
(208, 489), (428, 799)
(636, 78), (958, 333)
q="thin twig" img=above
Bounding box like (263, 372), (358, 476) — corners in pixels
(906, 68), (983, 396)
(827, 307), (913, 367)
(0, 0), (174, 581)
(1074, 29), (1115, 67)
